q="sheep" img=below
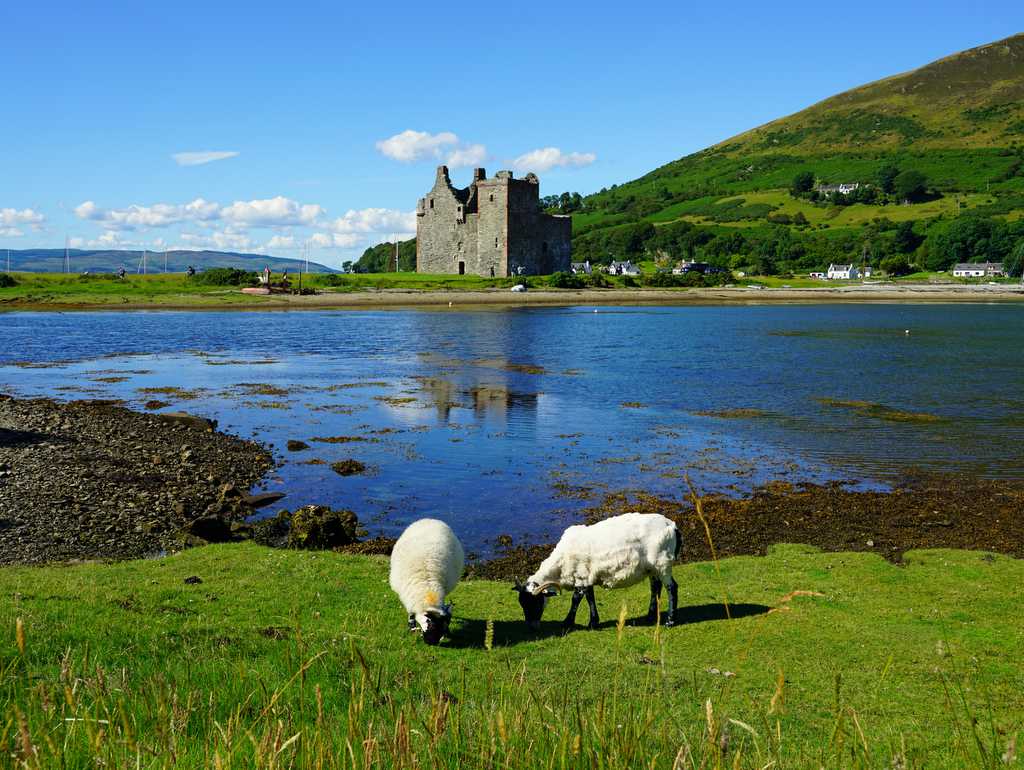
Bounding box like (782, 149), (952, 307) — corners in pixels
(389, 518), (465, 645)
(512, 513), (681, 631)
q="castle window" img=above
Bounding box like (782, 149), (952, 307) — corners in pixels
(430, 198), (434, 209)
(489, 194), (494, 202)
(495, 237), (498, 248)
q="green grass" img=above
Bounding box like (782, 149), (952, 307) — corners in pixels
(0, 273), (264, 307)
(2, 542), (1022, 767)
(0, 272), (537, 307)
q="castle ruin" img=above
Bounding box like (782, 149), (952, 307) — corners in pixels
(416, 166), (571, 276)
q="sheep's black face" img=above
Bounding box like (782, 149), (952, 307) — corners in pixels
(513, 582), (555, 630)
(422, 611), (450, 645)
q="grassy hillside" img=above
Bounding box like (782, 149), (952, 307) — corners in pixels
(1, 542), (1022, 768)
(2, 248), (336, 274)
(560, 34), (1024, 276)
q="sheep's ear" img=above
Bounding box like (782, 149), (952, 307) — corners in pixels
(511, 579), (522, 591)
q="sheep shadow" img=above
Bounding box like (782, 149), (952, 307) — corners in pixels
(444, 603), (771, 649)
(675, 603), (771, 624)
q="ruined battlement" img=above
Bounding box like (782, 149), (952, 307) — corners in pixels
(416, 166), (571, 277)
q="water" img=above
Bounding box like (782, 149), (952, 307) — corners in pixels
(2, 304), (1023, 553)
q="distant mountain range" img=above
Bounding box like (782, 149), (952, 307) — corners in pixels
(1, 249), (338, 274)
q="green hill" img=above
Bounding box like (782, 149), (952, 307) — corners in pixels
(563, 34), (1024, 277)
(2, 249), (337, 274)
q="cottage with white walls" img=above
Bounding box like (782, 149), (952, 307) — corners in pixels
(952, 262), (1004, 278)
(608, 260), (640, 276)
(827, 263), (859, 280)
(816, 183), (861, 197)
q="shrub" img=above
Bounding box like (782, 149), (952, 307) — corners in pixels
(642, 272), (688, 288)
(191, 267), (258, 286)
(549, 271), (586, 289)
(0, 273), (17, 288)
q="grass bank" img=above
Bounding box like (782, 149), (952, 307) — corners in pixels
(1, 271), (1023, 310)
(2, 542), (1021, 768)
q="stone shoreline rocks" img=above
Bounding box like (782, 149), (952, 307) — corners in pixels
(0, 395), (274, 564)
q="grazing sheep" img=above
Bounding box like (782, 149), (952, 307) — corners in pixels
(389, 518), (465, 645)
(512, 513), (681, 631)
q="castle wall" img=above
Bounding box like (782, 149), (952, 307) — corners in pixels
(475, 178), (509, 278)
(416, 166), (570, 277)
(416, 167), (477, 275)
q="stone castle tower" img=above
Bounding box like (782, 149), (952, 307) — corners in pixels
(416, 166), (571, 276)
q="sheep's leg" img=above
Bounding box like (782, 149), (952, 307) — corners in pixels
(664, 577), (678, 627)
(645, 577), (663, 624)
(407, 614), (417, 631)
(585, 586), (600, 630)
(563, 588), (585, 631)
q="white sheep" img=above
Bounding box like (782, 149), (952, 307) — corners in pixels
(389, 518), (465, 645)
(512, 512), (681, 631)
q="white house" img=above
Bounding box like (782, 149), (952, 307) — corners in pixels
(952, 262), (1004, 278)
(827, 263), (859, 280)
(608, 260), (640, 276)
(571, 261), (592, 275)
(816, 183), (861, 197)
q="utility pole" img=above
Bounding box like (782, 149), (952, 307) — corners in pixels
(64, 236), (70, 273)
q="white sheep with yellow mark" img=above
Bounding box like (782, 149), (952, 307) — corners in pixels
(388, 518), (465, 645)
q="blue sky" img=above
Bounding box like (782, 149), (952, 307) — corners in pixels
(1, 1), (1020, 266)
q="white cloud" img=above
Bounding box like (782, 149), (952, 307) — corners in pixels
(511, 147), (596, 173)
(172, 151), (240, 167)
(376, 130), (458, 162)
(178, 229), (255, 252)
(310, 232), (366, 249)
(446, 143), (488, 168)
(220, 196), (323, 227)
(375, 129), (489, 168)
(0, 207), (45, 229)
(74, 196), (320, 231)
(75, 198), (220, 230)
(325, 207), (415, 235)
(265, 235), (296, 251)
(0, 227), (24, 237)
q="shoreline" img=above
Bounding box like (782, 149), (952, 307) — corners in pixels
(3, 396), (1023, 570)
(2, 282), (1024, 311)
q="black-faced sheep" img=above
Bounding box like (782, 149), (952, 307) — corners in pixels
(389, 518), (465, 645)
(513, 512), (681, 631)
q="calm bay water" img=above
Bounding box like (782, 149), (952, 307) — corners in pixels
(2, 304), (1022, 552)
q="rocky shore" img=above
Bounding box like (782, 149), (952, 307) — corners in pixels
(0, 396), (273, 564)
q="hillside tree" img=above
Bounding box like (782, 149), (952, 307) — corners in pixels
(876, 164), (900, 194)
(894, 170), (928, 202)
(790, 170), (815, 196)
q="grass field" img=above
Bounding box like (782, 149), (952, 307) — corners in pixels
(1, 541), (1021, 768)
(0, 272), (528, 306)
(666, 190), (994, 229)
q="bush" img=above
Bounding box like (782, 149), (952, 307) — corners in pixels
(880, 255), (914, 277)
(191, 267), (258, 286)
(642, 272), (688, 288)
(320, 274), (349, 287)
(0, 273), (17, 288)
(549, 271), (586, 289)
